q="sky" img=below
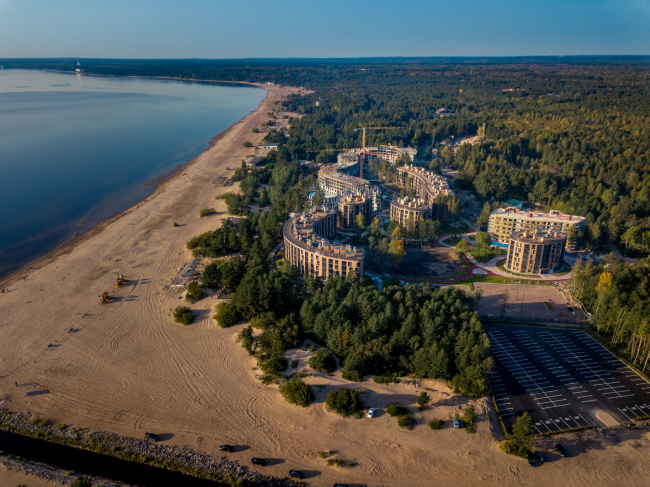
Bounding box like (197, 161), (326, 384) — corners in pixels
(1, 0), (650, 58)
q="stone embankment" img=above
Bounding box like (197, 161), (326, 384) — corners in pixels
(0, 409), (300, 486)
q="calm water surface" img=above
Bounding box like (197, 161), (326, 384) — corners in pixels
(0, 70), (265, 277)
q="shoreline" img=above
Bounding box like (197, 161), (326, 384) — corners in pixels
(0, 80), (271, 288)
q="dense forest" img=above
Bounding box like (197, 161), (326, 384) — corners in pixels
(7, 58), (650, 254)
(571, 257), (650, 371)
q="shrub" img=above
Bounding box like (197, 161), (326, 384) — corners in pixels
(428, 418), (443, 430)
(308, 348), (337, 373)
(238, 325), (254, 355)
(386, 403), (408, 417)
(213, 301), (240, 328)
(252, 128), (260, 133)
(259, 354), (288, 375)
(291, 359), (299, 369)
(243, 141), (253, 147)
(417, 391), (430, 411)
(30, 417), (50, 427)
(325, 389), (363, 416)
(464, 404), (477, 433)
(199, 207), (216, 218)
(279, 377), (314, 407)
(341, 368), (362, 382)
(173, 306), (193, 325)
(397, 414), (415, 430)
(71, 477), (92, 487)
(173, 222), (179, 227)
(185, 282), (206, 303)
(372, 375), (399, 384)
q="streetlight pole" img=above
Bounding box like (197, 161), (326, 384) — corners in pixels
(521, 292), (526, 312)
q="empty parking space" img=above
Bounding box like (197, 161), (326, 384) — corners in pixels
(486, 325), (650, 433)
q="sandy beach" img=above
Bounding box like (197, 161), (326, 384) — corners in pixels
(1, 82), (650, 487)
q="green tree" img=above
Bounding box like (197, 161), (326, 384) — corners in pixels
(370, 216), (383, 237)
(388, 239), (406, 266)
(417, 391), (430, 410)
(473, 231), (490, 258)
(501, 412), (535, 457)
(185, 281), (206, 303)
(325, 388), (363, 416)
(455, 238), (470, 258)
(355, 212), (366, 240)
(213, 301), (240, 328)
(173, 306), (193, 325)
(308, 348), (337, 373)
(278, 377), (314, 407)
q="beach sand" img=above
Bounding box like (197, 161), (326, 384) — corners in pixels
(1, 83), (650, 487)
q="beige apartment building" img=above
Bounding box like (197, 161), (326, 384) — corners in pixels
(488, 207), (586, 251)
(338, 194), (372, 230)
(505, 229), (567, 275)
(396, 165), (454, 221)
(283, 207), (364, 279)
(390, 196), (431, 226)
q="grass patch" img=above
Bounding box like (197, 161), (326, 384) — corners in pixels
(535, 426), (592, 437)
(444, 236), (462, 246)
(470, 248), (507, 264)
(456, 275), (552, 286)
(544, 302), (553, 311)
(30, 417), (50, 427)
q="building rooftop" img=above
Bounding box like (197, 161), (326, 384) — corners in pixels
(283, 207), (364, 260)
(339, 193), (371, 205)
(511, 228), (567, 243)
(492, 207), (585, 224)
(391, 196), (429, 210)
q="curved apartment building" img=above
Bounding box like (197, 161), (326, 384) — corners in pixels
(390, 196), (431, 226)
(283, 207), (364, 279)
(338, 194), (372, 230)
(396, 165), (454, 221)
(488, 207), (585, 251)
(505, 229), (567, 275)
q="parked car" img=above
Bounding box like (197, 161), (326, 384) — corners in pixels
(251, 458), (266, 466)
(453, 418), (462, 429)
(555, 443), (569, 457)
(219, 444), (233, 453)
(288, 470), (303, 479)
(144, 432), (160, 442)
(527, 451), (543, 467)
(333, 484), (349, 487)
(367, 408), (376, 418)
(534, 451), (546, 464)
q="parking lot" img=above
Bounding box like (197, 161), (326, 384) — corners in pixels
(487, 325), (650, 434)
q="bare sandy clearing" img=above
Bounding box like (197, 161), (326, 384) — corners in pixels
(0, 84), (649, 486)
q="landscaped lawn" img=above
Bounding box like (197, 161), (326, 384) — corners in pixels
(470, 248), (507, 264)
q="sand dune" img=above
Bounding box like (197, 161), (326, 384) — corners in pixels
(1, 84), (650, 487)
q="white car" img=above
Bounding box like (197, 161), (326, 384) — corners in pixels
(367, 408), (376, 418)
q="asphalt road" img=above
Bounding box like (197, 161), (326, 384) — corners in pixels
(486, 325), (650, 433)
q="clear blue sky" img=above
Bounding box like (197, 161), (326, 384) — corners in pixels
(1, 0), (649, 58)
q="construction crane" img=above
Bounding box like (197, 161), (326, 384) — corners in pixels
(354, 126), (403, 179)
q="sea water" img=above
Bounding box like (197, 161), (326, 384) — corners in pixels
(0, 69), (265, 277)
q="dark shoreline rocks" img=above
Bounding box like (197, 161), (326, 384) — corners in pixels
(0, 409), (300, 486)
